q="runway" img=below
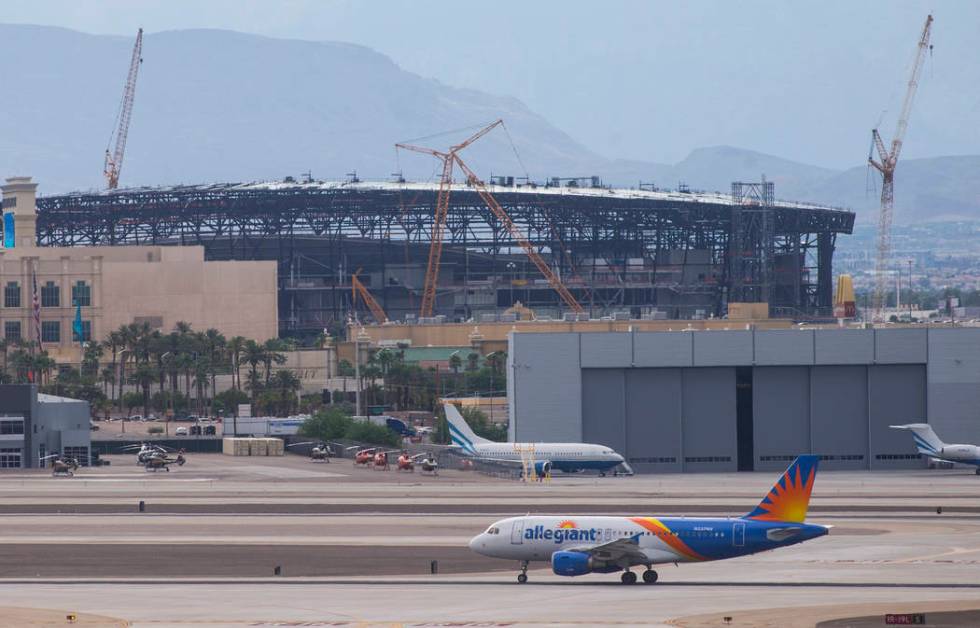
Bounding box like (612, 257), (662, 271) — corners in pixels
(0, 454), (977, 627)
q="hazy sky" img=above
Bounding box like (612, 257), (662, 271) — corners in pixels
(7, 0), (978, 169)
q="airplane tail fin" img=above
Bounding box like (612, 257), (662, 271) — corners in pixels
(889, 423), (944, 457)
(745, 455), (819, 523)
(443, 403), (490, 453)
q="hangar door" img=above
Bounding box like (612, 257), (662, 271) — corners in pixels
(869, 365), (926, 469)
(581, 368), (686, 473)
(753, 367), (810, 472)
(581, 369), (626, 455)
(681, 368), (737, 472)
(810, 366), (869, 470)
(624, 369), (683, 473)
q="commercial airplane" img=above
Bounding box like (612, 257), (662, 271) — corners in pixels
(444, 403), (630, 476)
(890, 423), (980, 473)
(469, 455), (829, 584)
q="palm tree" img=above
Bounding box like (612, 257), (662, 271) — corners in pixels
(227, 336), (246, 391)
(261, 338), (287, 385)
(103, 330), (124, 401)
(270, 369), (301, 416)
(242, 340), (266, 402)
(129, 362), (157, 418)
(0, 338), (8, 382)
(34, 352), (56, 386)
(193, 358), (211, 416)
(99, 367), (115, 398)
(203, 328), (226, 406)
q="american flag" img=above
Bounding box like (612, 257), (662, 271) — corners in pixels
(32, 271), (41, 348)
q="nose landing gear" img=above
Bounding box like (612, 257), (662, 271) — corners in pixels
(517, 560), (529, 584)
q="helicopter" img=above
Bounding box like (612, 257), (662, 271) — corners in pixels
(372, 450), (391, 471)
(349, 447), (377, 467)
(417, 453), (439, 476)
(287, 441), (340, 462)
(396, 452), (415, 472)
(41, 453), (81, 477)
(143, 448), (186, 472)
(120, 442), (173, 464)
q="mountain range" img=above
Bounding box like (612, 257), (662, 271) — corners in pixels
(0, 24), (975, 224)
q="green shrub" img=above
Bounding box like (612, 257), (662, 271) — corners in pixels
(299, 407), (353, 441)
(345, 420), (402, 448)
(147, 425), (164, 434)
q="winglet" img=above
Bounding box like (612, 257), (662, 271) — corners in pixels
(745, 455), (819, 523)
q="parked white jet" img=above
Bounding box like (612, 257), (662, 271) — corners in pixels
(890, 423), (980, 473)
(444, 403), (630, 476)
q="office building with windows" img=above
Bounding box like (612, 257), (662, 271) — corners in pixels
(0, 177), (278, 366)
(0, 384), (90, 468)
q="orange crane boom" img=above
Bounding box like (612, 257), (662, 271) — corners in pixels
(869, 14), (933, 320)
(104, 28), (144, 190)
(452, 154), (584, 313)
(396, 120), (503, 317)
(351, 269), (388, 323)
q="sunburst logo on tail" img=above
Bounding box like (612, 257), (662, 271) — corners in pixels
(746, 456), (819, 523)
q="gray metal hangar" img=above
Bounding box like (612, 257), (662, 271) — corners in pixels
(506, 327), (980, 473)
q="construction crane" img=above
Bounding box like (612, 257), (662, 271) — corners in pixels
(869, 14), (933, 320)
(453, 155), (584, 313)
(396, 120), (503, 317)
(351, 269), (388, 323)
(103, 28), (144, 190)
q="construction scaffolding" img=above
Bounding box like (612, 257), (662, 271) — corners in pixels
(34, 180), (854, 334)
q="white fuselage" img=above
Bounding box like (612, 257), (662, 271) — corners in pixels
(461, 442), (627, 473)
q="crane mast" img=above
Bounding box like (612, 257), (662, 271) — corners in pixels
(104, 28), (143, 190)
(351, 269), (388, 323)
(396, 119), (583, 316)
(395, 120), (503, 318)
(452, 155), (584, 313)
(870, 14), (932, 320)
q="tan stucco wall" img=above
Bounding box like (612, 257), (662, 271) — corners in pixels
(101, 258), (277, 341)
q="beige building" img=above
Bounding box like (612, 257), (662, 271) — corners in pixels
(0, 177), (278, 363)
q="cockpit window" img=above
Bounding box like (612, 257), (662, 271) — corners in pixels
(485, 526), (500, 535)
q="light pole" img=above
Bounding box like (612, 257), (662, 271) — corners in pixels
(908, 259), (914, 322)
(506, 262), (516, 306)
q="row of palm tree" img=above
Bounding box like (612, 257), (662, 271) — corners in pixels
(0, 322), (304, 417)
(103, 322), (300, 417)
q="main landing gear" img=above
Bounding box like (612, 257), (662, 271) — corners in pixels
(517, 560), (529, 584)
(621, 568), (658, 585)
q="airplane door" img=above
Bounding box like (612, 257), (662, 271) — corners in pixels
(733, 522), (745, 548)
(511, 519), (525, 545)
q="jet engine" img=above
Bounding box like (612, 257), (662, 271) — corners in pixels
(533, 460), (552, 476)
(940, 444), (980, 461)
(551, 551), (619, 576)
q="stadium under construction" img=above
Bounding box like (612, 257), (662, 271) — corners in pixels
(35, 177), (854, 337)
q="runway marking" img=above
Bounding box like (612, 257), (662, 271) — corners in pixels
(1, 578), (978, 588)
(0, 475), (220, 481)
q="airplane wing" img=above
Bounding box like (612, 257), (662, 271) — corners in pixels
(567, 534), (647, 564)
